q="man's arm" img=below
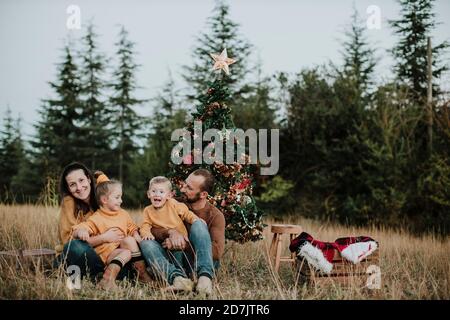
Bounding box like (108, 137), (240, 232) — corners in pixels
(150, 227), (170, 242)
(209, 211), (226, 261)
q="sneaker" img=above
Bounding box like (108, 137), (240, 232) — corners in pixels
(167, 276), (194, 293)
(196, 275), (213, 296)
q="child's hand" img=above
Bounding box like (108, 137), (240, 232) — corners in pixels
(133, 231), (143, 243)
(142, 233), (155, 241)
(76, 229), (90, 241)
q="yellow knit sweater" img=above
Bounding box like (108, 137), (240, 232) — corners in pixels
(140, 198), (199, 238)
(73, 207), (138, 263)
(58, 196), (94, 246)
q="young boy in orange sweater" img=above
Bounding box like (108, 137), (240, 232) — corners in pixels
(140, 176), (203, 241)
(140, 176), (204, 291)
(72, 174), (152, 290)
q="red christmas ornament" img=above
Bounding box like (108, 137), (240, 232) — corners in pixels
(182, 154), (193, 165)
(236, 178), (251, 191)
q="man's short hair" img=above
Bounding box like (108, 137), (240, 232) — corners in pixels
(149, 176), (172, 190)
(192, 168), (215, 195)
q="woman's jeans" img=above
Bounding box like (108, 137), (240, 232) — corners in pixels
(54, 240), (134, 281)
(140, 220), (217, 285)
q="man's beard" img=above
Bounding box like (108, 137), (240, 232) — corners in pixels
(185, 191), (201, 203)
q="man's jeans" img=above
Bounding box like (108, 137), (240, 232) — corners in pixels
(140, 220), (216, 284)
(54, 239), (134, 281)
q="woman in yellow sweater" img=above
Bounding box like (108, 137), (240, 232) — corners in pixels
(56, 162), (132, 282)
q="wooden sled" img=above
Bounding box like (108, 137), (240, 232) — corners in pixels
(295, 248), (380, 288)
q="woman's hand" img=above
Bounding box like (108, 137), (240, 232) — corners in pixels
(101, 227), (124, 243)
(76, 229), (90, 241)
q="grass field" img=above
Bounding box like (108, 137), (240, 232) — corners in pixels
(0, 204), (448, 300)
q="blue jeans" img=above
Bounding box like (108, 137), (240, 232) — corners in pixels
(139, 239), (187, 284)
(54, 240), (134, 281)
(140, 220), (216, 284)
(184, 220), (216, 278)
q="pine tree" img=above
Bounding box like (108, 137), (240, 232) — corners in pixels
(10, 158), (41, 203)
(127, 74), (188, 206)
(0, 107), (24, 202)
(147, 74), (187, 175)
(109, 26), (146, 182)
(33, 44), (84, 177)
(340, 7), (377, 99)
(171, 51), (264, 243)
(390, 0), (449, 102)
(232, 64), (278, 131)
(183, 0), (253, 103)
(79, 22), (112, 171)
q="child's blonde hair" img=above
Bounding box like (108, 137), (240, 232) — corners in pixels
(96, 180), (122, 205)
(149, 176), (172, 191)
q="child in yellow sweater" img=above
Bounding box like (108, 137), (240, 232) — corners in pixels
(140, 176), (202, 241)
(73, 174), (152, 289)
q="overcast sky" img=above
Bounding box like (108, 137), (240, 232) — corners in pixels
(1, 0), (449, 138)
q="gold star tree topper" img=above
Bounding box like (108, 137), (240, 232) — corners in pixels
(210, 48), (236, 75)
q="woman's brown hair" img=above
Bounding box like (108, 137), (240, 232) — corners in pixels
(59, 162), (99, 215)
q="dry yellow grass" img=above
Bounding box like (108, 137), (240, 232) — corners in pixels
(0, 204), (448, 299)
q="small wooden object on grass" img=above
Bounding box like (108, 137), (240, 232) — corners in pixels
(0, 248), (56, 270)
(295, 248), (380, 288)
(269, 224), (303, 273)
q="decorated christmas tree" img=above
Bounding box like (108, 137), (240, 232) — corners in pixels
(169, 49), (265, 243)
